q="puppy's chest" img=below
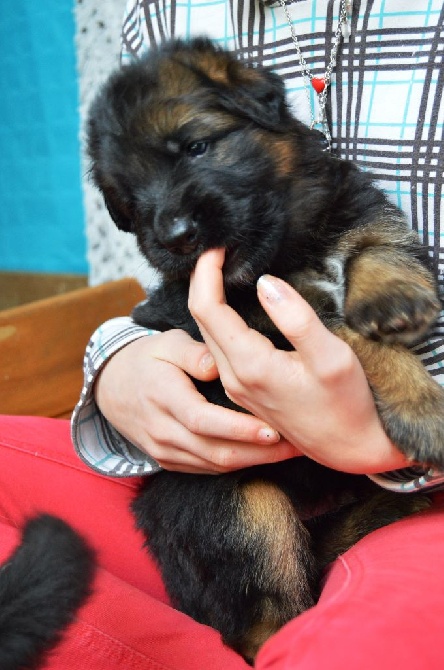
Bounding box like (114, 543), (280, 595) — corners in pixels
(210, 253), (347, 344)
(285, 254), (347, 319)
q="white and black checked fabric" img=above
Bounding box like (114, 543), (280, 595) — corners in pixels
(72, 0), (444, 490)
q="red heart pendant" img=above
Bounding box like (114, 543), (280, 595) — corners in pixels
(311, 77), (326, 93)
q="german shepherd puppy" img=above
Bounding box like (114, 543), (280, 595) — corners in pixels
(87, 38), (443, 662)
(0, 514), (93, 669)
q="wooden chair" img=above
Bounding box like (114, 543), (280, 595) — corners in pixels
(0, 278), (146, 418)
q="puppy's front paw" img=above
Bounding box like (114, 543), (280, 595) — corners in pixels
(345, 280), (441, 345)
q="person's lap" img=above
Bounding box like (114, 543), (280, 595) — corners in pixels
(0, 414), (443, 669)
(0, 414), (166, 599)
(0, 414), (249, 669)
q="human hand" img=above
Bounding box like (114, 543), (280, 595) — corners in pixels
(188, 249), (411, 474)
(94, 329), (301, 474)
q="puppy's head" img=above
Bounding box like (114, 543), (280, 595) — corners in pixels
(88, 38), (311, 285)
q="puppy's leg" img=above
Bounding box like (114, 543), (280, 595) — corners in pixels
(334, 232), (444, 466)
(336, 323), (444, 466)
(231, 479), (316, 662)
(311, 489), (431, 571)
(134, 473), (316, 664)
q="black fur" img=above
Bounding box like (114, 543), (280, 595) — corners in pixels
(0, 514), (94, 670)
(88, 38), (441, 661)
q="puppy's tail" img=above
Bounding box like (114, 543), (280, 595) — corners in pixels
(0, 514), (94, 670)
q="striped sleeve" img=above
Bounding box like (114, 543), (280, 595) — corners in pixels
(71, 315), (162, 477)
(412, 309), (444, 383)
(369, 467), (444, 493)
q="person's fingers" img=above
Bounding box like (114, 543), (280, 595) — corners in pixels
(128, 334), (282, 446)
(147, 424), (301, 474)
(189, 249), (273, 369)
(256, 274), (357, 377)
(189, 247), (226, 304)
(163, 377), (281, 445)
(148, 329), (219, 381)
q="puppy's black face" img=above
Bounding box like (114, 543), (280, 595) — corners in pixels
(88, 38), (312, 285)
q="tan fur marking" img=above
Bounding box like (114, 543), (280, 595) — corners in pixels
(238, 480), (314, 662)
(315, 491), (431, 570)
(270, 138), (295, 176)
(336, 216), (417, 253)
(143, 102), (194, 137)
(249, 130), (296, 177)
(346, 247), (437, 308)
(198, 53), (230, 84)
(158, 59), (200, 96)
(335, 324), (443, 425)
(240, 479), (302, 585)
(238, 600), (287, 663)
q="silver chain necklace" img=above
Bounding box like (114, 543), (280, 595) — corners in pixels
(278, 0), (353, 152)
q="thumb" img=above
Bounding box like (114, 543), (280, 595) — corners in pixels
(256, 274), (350, 373)
(151, 329), (220, 382)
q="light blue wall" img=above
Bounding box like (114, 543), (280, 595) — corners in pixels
(0, 3), (87, 274)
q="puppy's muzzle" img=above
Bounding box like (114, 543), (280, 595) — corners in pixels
(159, 216), (199, 255)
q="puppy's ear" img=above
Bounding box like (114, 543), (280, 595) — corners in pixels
(101, 185), (134, 233)
(87, 95), (135, 233)
(222, 64), (288, 129)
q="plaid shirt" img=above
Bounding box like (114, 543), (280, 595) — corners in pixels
(72, 0), (444, 491)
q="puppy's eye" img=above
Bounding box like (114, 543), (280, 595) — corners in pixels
(186, 141), (209, 158)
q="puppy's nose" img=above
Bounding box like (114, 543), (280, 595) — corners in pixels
(161, 217), (199, 254)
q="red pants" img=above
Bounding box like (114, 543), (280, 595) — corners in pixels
(1, 414), (443, 669)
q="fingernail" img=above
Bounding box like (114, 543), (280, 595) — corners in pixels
(258, 426), (280, 443)
(257, 275), (286, 303)
(199, 352), (216, 372)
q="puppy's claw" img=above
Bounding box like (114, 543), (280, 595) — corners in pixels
(346, 281), (441, 345)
